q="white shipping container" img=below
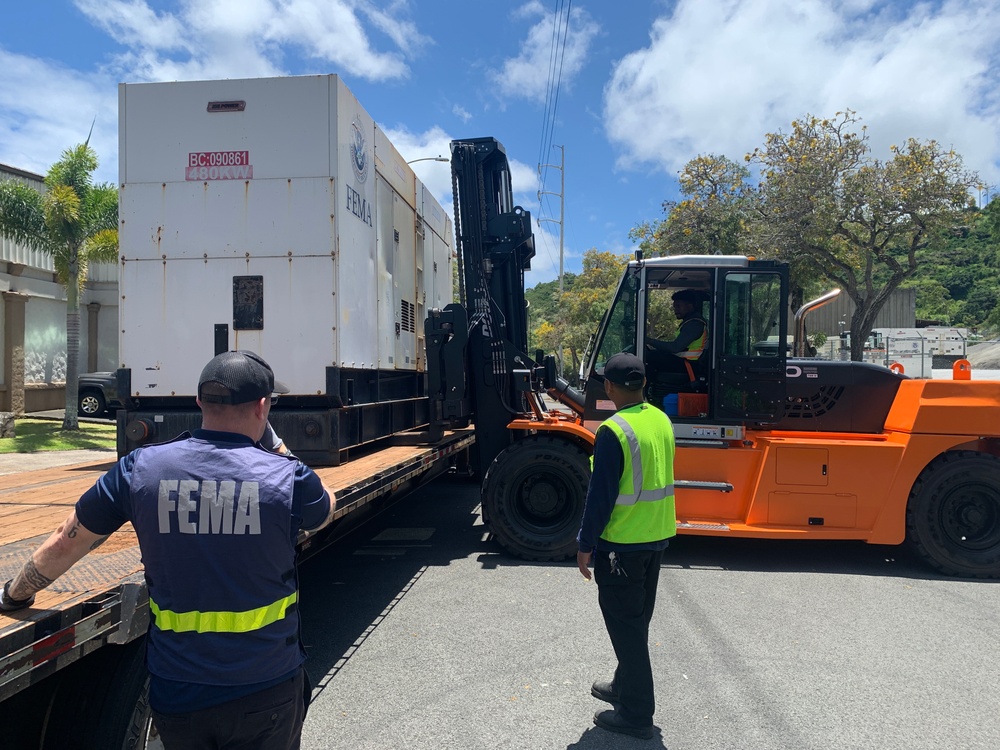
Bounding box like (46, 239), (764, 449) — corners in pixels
(118, 75), (452, 400)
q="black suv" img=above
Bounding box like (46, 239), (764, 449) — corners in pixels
(78, 372), (120, 418)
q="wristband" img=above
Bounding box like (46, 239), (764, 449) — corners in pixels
(1, 579), (36, 611)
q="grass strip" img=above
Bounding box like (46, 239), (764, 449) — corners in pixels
(0, 418), (116, 454)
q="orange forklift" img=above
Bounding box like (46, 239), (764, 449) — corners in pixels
(431, 136), (999, 579)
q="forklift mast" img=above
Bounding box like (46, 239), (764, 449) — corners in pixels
(425, 137), (538, 471)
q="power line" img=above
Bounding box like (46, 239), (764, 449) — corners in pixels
(537, 1), (572, 188)
(535, 0), (573, 284)
(536, 0), (565, 179)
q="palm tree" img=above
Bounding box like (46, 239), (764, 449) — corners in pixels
(0, 142), (118, 429)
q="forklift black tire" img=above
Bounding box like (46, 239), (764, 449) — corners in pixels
(482, 435), (590, 561)
(906, 450), (1000, 579)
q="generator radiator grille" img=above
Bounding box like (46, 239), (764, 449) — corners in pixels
(400, 300), (415, 333)
(783, 385), (846, 418)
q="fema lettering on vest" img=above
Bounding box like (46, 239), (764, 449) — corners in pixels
(157, 479), (262, 535)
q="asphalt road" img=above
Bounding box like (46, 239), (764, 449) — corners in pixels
(296, 474), (1000, 750)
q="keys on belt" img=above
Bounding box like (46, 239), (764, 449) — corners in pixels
(609, 551), (628, 577)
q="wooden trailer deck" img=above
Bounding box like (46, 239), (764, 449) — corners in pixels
(0, 429), (474, 700)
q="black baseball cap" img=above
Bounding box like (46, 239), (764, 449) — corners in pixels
(198, 351), (289, 405)
(604, 352), (645, 389)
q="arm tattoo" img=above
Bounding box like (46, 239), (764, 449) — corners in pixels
(10, 559), (55, 600)
(90, 535), (110, 551)
(68, 524), (79, 538)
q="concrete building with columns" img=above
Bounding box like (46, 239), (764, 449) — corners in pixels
(0, 163), (118, 414)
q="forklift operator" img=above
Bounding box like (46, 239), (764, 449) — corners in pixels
(645, 289), (709, 376)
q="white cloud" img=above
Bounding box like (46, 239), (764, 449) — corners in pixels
(452, 104), (472, 123)
(0, 50), (118, 182)
(0, 0), (429, 182)
(73, 0), (424, 83)
(508, 157), (541, 200)
(360, 0), (429, 53)
(604, 0), (1000, 183)
(490, 0), (599, 104)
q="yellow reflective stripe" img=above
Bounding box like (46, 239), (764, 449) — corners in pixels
(615, 484), (674, 505)
(679, 316), (708, 359)
(607, 414), (673, 505)
(150, 591), (298, 634)
(609, 414), (644, 499)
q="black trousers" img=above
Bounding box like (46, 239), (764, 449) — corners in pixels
(594, 547), (664, 725)
(152, 668), (308, 750)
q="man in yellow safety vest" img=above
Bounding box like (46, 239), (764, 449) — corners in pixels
(646, 288), (709, 378)
(577, 352), (677, 740)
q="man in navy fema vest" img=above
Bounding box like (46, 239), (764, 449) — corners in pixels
(1, 350), (333, 749)
(577, 352), (676, 740)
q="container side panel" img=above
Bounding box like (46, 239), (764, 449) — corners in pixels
(432, 223), (453, 309)
(422, 178), (453, 311)
(416, 217), (429, 371)
(420, 181), (448, 241)
(120, 179), (336, 261)
(120, 76), (335, 184)
(393, 193), (417, 371)
(119, 177), (336, 396)
(120, 255), (335, 397)
(374, 126), (416, 210)
(376, 175), (395, 370)
(334, 80), (378, 368)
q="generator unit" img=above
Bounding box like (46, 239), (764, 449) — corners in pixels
(116, 75), (452, 464)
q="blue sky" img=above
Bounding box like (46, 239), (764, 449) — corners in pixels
(2, 0), (1000, 287)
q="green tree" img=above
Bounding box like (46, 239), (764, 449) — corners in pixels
(629, 154), (826, 313)
(0, 143), (119, 428)
(748, 111), (980, 360)
(983, 196), (1000, 242)
(905, 211), (1000, 327)
(630, 155), (752, 258)
(558, 250), (629, 377)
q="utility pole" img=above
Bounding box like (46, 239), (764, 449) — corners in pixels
(537, 144), (565, 375)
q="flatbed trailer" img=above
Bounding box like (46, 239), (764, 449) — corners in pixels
(0, 429), (472, 748)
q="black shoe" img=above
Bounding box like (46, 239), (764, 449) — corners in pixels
(593, 709), (655, 740)
(591, 680), (620, 704)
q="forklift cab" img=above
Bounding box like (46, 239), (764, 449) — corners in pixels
(579, 255), (790, 437)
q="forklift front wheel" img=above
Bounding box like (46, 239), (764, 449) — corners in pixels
(482, 435), (589, 561)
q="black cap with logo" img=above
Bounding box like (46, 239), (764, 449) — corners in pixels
(198, 351), (289, 405)
(603, 352), (646, 390)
